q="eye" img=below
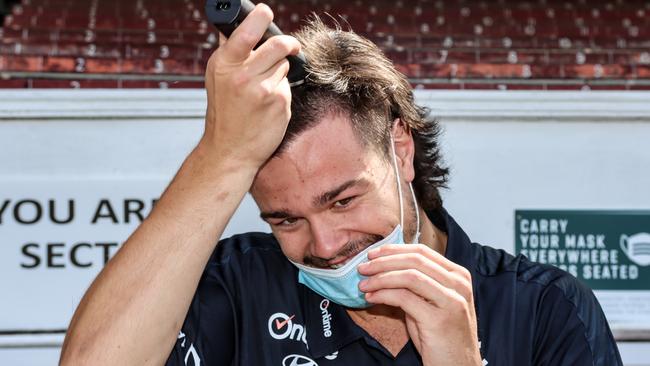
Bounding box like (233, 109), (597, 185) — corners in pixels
(276, 217), (299, 227)
(333, 196), (355, 208)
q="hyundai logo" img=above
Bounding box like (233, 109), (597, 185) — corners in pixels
(282, 354), (319, 366)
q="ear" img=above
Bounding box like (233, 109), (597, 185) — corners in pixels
(391, 118), (415, 182)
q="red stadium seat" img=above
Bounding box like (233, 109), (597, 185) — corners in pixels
(1, 0), (648, 89)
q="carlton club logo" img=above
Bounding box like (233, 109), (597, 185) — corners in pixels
(268, 312), (308, 346)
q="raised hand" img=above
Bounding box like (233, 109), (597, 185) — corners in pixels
(358, 244), (482, 366)
(203, 3), (301, 169)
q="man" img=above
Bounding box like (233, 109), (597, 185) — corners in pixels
(60, 4), (622, 365)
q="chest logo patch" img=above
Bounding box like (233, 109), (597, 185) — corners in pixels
(319, 299), (333, 338)
(268, 312), (308, 346)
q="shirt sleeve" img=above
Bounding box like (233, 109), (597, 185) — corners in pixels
(532, 275), (623, 366)
(165, 269), (236, 366)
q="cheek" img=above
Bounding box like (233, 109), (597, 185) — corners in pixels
(352, 203), (400, 235)
(353, 189), (402, 225)
(273, 231), (308, 263)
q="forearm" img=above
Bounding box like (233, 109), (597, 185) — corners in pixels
(60, 141), (257, 365)
(61, 4), (299, 362)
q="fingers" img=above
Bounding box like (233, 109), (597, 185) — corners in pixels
(369, 243), (466, 274)
(365, 288), (432, 318)
(201, 4), (294, 170)
(358, 252), (473, 302)
(360, 269), (462, 308)
(363, 269), (481, 365)
(220, 3), (274, 64)
(247, 35), (301, 75)
(365, 287), (474, 335)
(263, 58), (291, 89)
(212, 6), (300, 82)
(252, 58), (291, 102)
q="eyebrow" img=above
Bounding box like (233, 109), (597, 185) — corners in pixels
(260, 209), (296, 221)
(259, 178), (369, 221)
(313, 178), (368, 207)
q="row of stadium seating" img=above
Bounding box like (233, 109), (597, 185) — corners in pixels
(4, 78), (648, 90)
(2, 0), (650, 89)
(7, 0), (650, 28)
(3, 53), (649, 78)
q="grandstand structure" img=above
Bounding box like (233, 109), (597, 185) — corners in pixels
(1, 0), (650, 89)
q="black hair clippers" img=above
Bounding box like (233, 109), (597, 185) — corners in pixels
(205, 0), (307, 87)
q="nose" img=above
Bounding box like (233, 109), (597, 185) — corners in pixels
(308, 217), (347, 261)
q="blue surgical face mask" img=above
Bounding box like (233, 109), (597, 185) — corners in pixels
(288, 135), (421, 308)
(291, 225), (404, 308)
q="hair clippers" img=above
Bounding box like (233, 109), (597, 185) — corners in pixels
(205, 0), (307, 87)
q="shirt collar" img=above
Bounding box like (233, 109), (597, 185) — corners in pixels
(430, 207), (481, 288)
(431, 207), (477, 270)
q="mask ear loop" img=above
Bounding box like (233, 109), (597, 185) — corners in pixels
(409, 182), (421, 244)
(390, 132), (421, 244)
(389, 135), (404, 229)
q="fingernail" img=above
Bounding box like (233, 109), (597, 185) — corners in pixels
(358, 279), (368, 290)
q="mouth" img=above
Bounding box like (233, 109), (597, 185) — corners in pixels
(326, 248), (366, 269)
(327, 257), (352, 269)
(299, 252), (358, 270)
(305, 234), (384, 269)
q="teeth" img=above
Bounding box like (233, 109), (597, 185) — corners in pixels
(330, 264), (343, 269)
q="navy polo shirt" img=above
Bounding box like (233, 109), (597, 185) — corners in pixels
(166, 209), (622, 365)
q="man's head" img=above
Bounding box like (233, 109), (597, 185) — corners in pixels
(250, 17), (448, 267)
(280, 17), (448, 212)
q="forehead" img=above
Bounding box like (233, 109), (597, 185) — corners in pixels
(251, 113), (384, 203)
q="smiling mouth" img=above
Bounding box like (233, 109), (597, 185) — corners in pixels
(328, 259), (350, 269)
(325, 247), (366, 269)
(305, 234), (384, 269)
(306, 251), (358, 270)
(325, 249), (364, 269)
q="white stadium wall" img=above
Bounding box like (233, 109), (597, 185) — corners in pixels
(0, 90), (649, 365)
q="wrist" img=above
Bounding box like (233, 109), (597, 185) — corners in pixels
(193, 136), (261, 180)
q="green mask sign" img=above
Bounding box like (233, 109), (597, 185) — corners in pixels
(515, 210), (650, 290)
